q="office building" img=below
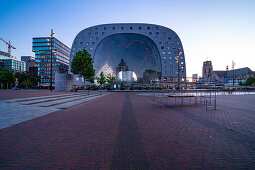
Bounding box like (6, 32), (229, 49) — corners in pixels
(32, 37), (71, 86)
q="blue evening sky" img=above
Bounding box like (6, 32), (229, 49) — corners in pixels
(0, 0), (254, 77)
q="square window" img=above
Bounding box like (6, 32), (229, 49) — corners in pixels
(121, 27), (124, 30)
(147, 27), (150, 30)
(104, 27), (107, 30)
(112, 27), (115, 30)
(86, 42), (89, 45)
(92, 42), (95, 45)
(156, 27), (159, 30)
(80, 42), (83, 45)
(156, 32), (159, 35)
(161, 46), (164, 49)
(149, 32), (152, 35)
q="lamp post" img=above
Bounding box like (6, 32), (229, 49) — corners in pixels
(232, 61), (235, 89)
(50, 29), (55, 91)
(176, 50), (182, 90)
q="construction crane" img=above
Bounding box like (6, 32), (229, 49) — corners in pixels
(0, 37), (16, 56)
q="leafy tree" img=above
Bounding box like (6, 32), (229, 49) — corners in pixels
(106, 73), (115, 84)
(0, 68), (15, 89)
(21, 78), (32, 88)
(244, 77), (255, 86)
(96, 72), (106, 87)
(71, 49), (95, 88)
(30, 76), (40, 88)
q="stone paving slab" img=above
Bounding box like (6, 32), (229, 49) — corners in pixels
(0, 92), (109, 130)
(0, 90), (73, 100)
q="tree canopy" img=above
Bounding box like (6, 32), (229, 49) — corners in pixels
(244, 77), (255, 86)
(96, 72), (106, 86)
(71, 49), (95, 84)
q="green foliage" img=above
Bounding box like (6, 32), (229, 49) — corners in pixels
(21, 78), (33, 88)
(0, 68), (15, 88)
(244, 77), (255, 86)
(106, 73), (116, 84)
(71, 49), (95, 84)
(96, 72), (106, 86)
(0, 68), (40, 89)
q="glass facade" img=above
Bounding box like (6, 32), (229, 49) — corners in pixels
(0, 55), (26, 73)
(94, 33), (161, 83)
(32, 37), (71, 84)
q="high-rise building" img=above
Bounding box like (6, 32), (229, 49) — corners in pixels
(0, 50), (26, 73)
(21, 56), (36, 71)
(32, 37), (71, 86)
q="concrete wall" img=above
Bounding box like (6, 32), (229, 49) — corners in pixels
(55, 73), (74, 92)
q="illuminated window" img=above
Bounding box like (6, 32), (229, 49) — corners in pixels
(162, 52), (166, 55)
(168, 52), (171, 54)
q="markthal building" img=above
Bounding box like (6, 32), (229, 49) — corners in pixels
(69, 23), (186, 86)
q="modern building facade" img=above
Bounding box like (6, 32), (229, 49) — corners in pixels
(0, 50), (26, 73)
(32, 37), (71, 86)
(21, 56), (36, 71)
(69, 23), (186, 86)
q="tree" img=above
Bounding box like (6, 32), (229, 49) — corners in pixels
(71, 49), (95, 88)
(96, 72), (106, 87)
(106, 73), (115, 84)
(0, 68), (15, 89)
(244, 77), (255, 86)
(21, 78), (32, 88)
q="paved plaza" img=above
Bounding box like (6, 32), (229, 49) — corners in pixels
(0, 91), (255, 169)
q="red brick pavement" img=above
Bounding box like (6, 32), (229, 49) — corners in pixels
(0, 92), (255, 169)
(0, 93), (125, 169)
(130, 94), (255, 169)
(0, 90), (72, 100)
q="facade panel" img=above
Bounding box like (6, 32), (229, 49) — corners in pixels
(32, 37), (71, 85)
(69, 23), (186, 85)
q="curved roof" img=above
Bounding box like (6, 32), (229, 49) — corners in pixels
(69, 23), (186, 81)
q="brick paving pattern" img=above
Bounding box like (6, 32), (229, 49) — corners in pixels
(110, 94), (149, 169)
(0, 92), (255, 169)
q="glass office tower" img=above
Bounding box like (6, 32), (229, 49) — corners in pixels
(32, 37), (71, 86)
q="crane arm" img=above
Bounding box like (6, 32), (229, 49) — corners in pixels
(0, 37), (16, 49)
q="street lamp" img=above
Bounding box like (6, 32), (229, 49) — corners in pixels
(50, 29), (55, 91)
(176, 50), (182, 90)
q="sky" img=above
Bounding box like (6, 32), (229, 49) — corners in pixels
(0, 0), (255, 77)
